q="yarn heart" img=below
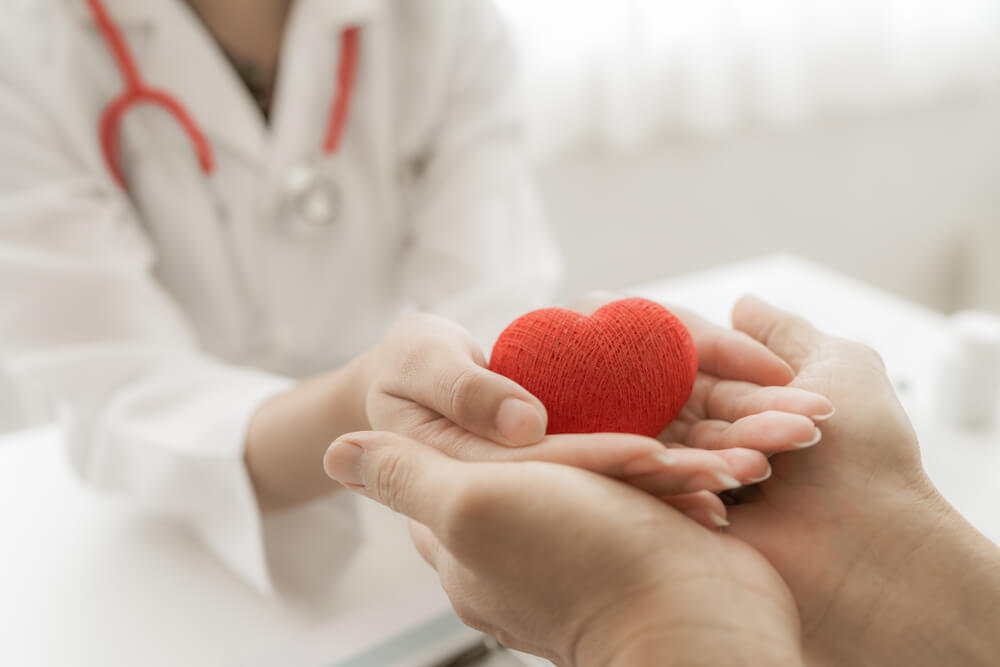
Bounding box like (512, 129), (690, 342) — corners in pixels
(489, 298), (698, 437)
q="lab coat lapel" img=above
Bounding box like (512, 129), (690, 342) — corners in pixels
(267, 0), (385, 174)
(90, 0), (386, 170)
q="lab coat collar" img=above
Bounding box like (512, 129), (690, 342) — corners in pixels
(76, 0), (386, 27)
(75, 0), (385, 167)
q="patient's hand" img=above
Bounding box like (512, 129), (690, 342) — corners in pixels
(573, 291), (832, 455)
(569, 292), (833, 522)
(725, 296), (1000, 667)
(325, 430), (806, 667)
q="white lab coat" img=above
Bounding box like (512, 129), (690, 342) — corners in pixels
(0, 0), (560, 598)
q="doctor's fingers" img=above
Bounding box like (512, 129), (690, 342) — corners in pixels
(684, 412), (822, 455)
(616, 444), (770, 497)
(697, 378), (834, 423)
(460, 430), (771, 500)
(378, 422), (769, 498)
(375, 319), (547, 447)
(662, 491), (730, 530)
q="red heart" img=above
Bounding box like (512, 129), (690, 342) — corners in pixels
(489, 298), (698, 437)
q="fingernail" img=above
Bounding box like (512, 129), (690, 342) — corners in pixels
(794, 427), (823, 448)
(712, 471), (742, 490)
(684, 470), (742, 493)
(324, 441), (366, 486)
(496, 398), (546, 446)
(709, 512), (731, 528)
(655, 451), (678, 466)
(621, 450), (679, 476)
(811, 407), (836, 422)
(746, 465), (772, 484)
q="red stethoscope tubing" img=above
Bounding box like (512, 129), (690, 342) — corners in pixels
(84, 0), (359, 189)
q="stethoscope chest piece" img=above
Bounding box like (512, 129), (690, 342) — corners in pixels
(280, 159), (345, 236)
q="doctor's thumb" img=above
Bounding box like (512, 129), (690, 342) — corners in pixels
(324, 431), (460, 527)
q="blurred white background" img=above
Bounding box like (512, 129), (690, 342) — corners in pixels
(495, 0), (1000, 312)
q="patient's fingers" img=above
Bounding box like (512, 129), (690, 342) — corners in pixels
(731, 295), (824, 373)
(703, 380), (834, 422)
(672, 306), (795, 386)
(663, 490), (730, 529)
(687, 411), (821, 453)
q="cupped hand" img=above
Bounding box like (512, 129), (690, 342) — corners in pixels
(573, 292), (833, 456)
(364, 313), (776, 524)
(722, 296), (941, 663)
(324, 430), (805, 667)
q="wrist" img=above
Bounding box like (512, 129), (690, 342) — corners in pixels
(816, 483), (1000, 667)
(244, 354), (373, 511)
(603, 629), (804, 667)
(574, 587), (803, 667)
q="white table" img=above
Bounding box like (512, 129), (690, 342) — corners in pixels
(2, 254), (997, 666)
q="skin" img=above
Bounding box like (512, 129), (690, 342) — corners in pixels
(325, 297), (1000, 666)
(725, 296), (1000, 667)
(324, 430), (806, 667)
(245, 307), (833, 520)
(184, 0), (291, 115)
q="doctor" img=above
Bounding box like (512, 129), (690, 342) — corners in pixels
(0, 0), (829, 600)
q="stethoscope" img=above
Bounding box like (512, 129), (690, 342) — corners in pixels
(84, 0), (360, 233)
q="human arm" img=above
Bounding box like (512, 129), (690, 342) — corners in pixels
(726, 296), (1000, 667)
(0, 30), (367, 596)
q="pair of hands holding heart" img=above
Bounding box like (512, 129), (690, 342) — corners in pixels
(327, 295), (989, 666)
(357, 294), (832, 529)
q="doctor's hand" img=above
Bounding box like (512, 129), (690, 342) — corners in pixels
(324, 430), (805, 667)
(362, 313), (775, 528)
(724, 296), (1000, 667)
(246, 309), (786, 517)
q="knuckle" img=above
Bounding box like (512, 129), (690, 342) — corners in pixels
(767, 316), (806, 344)
(370, 449), (412, 514)
(441, 368), (489, 424)
(765, 316), (814, 359)
(397, 336), (432, 373)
